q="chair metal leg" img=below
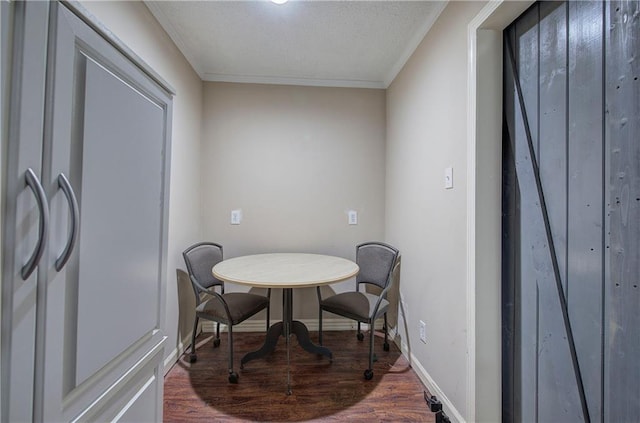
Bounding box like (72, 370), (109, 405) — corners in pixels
(365, 319), (375, 380)
(228, 325), (238, 383)
(383, 313), (390, 351)
(369, 322), (375, 369)
(318, 308), (323, 345)
(214, 322), (221, 348)
(357, 322), (364, 341)
(189, 317), (199, 363)
(228, 325), (233, 371)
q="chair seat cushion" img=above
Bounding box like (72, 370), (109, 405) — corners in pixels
(196, 292), (269, 325)
(320, 291), (389, 322)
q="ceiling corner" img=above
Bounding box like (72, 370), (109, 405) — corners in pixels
(144, 1), (206, 80)
(383, 1), (449, 88)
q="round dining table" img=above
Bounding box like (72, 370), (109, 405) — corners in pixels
(212, 253), (359, 394)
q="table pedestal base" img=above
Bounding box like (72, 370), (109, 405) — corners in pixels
(240, 288), (332, 394)
(240, 320), (333, 365)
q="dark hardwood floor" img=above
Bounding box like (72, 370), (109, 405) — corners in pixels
(163, 330), (436, 422)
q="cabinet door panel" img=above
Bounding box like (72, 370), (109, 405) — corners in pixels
(1, 2), (49, 422)
(70, 341), (164, 423)
(75, 56), (164, 386)
(40, 3), (171, 421)
(114, 375), (161, 423)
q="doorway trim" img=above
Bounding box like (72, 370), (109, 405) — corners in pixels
(466, 1), (533, 421)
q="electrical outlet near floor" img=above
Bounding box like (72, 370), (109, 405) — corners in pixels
(419, 320), (426, 343)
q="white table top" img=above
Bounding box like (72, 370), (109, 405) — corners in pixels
(212, 253), (359, 289)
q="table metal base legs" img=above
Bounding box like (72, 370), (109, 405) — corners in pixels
(240, 288), (332, 394)
(240, 320), (333, 365)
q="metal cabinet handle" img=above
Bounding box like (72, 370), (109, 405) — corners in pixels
(55, 173), (79, 271)
(22, 168), (49, 280)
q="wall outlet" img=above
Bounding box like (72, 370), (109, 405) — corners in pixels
(230, 209), (242, 225)
(348, 210), (358, 225)
(419, 320), (426, 343)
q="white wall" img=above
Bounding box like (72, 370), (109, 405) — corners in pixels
(201, 82), (386, 319)
(386, 1), (487, 421)
(79, 1), (203, 372)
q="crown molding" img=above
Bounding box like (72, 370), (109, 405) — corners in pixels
(202, 72), (385, 89)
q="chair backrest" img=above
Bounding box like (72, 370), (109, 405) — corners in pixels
(356, 242), (400, 291)
(183, 242), (224, 292)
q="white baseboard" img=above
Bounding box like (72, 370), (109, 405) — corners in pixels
(395, 334), (465, 423)
(163, 332), (193, 375)
(201, 318), (362, 333)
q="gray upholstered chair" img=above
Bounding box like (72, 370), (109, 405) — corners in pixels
(317, 241), (400, 380)
(183, 242), (270, 383)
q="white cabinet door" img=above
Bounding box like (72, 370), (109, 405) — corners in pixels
(1, 2), (49, 422)
(39, 3), (172, 422)
(2, 2), (172, 422)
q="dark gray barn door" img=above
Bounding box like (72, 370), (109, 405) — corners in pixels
(502, 1), (639, 422)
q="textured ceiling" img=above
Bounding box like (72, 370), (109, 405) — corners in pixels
(145, 1), (447, 88)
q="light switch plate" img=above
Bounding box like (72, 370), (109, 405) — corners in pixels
(444, 167), (453, 189)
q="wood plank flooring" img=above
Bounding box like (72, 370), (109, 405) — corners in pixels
(163, 330), (436, 422)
